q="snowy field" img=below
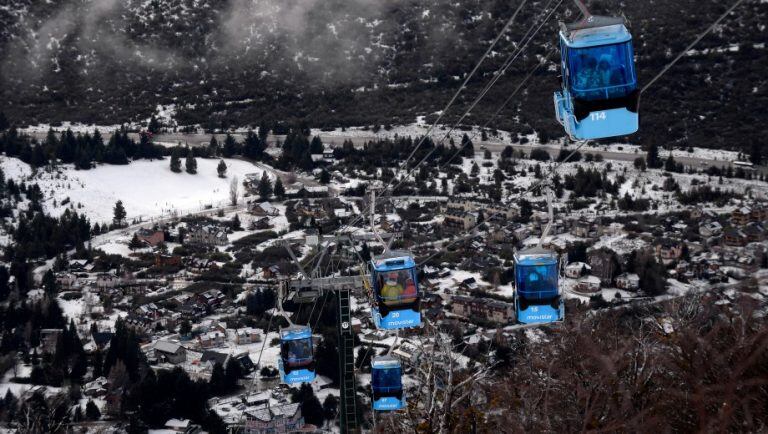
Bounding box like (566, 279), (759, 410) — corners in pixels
(0, 156), (270, 225)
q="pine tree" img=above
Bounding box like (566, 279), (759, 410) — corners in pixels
(750, 141), (762, 166)
(274, 177), (285, 199)
(129, 234), (143, 250)
(0, 111), (8, 131)
(646, 143), (661, 168)
(519, 199), (533, 223)
(170, 148), (182, 173)
(310, 136), (324, 154)
(258, 172), (272, 199)
(232, 213), (242, 231)
(42, 270), (57, 294)
(85, 400), (101, 420)
(217, 159), (227, 178)
(222, 134), (239, 158)
(185, 152), (197, 174)
(113, 200), (127, 226)
(461, 134), (475, 157)
(148, 116), (160, 134)
(319, 169), (331, 184)
(208, 136), (220, 156)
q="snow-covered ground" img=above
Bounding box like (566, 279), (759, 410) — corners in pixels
(0, 156), (270, 225)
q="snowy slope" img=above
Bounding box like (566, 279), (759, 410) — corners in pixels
(0, 156), (270, 225)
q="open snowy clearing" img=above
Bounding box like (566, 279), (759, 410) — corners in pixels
(0, 156), (270, 225)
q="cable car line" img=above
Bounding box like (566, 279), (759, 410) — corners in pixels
(326, 0), (562, 249)
(394, 0), (530, 183)
(390, 0), (564, 189)
(294, 0), (536, 270)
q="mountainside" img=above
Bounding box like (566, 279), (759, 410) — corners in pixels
(1, 0), (767, 149)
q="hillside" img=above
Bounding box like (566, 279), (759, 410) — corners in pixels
(1, 0), (767, 150)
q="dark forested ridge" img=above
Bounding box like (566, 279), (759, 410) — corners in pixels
(0, 0), (766, 150)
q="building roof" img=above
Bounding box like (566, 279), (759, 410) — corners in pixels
(154, 340), (184, 355)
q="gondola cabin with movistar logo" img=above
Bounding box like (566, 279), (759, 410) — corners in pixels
(554, 6), (639, 140)
(370, 252), (421, 330)
(278, 325), (316, 384)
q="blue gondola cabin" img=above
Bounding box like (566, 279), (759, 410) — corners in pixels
(278, 325), (316, 384)
(514, 247), (564, 324)
(554, 15), (639, 140)
(370, 252), (421, 330)
(371, 356), (406, 411)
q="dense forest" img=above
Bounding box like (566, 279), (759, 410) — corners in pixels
(1, 0), (766, 150)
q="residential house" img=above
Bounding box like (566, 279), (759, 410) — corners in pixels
(156, 254), (182, 267)
(198, 330), (227, 349)
(587, 249), (620, 286)
(250, 201), (280, 217)
(154, 341), (187, 364)
(244, 403), (304, 434)
(450, 295), (514, 324)
(136, 228), (165, 246)
(197, 289), (226, 309)
(655, 239), (684, 262)
(200, 351), (230, 370)
(185, 223), (228, 246)
(571, 219), (600, 238)
(443, 209), (477, 233)
(724, 227), (748, 247)
(744, 222), (766, 243)
(751, 205), (768, 222)
(564, 262), (590, 279)
(235, 328), (262, 345)
(96, 273), (121, 291)
(162, 418), (202, 434)
(55, 273), (78, 289)
(615, 273), (640, 291)
(699, 221), (723, 237)
(575, 275), (601, 293)
(732, 206), (752, 226)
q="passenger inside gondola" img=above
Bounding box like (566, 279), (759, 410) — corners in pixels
(282, 339), (312, 366)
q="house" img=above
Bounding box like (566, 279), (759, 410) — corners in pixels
(731, 206), (752, 226)
(724, 227), (748, 247)
(250, 201), (280, 217)
(743, 222), (766, 243)
(136, 228), (165, 246)
(198, 331), (226, 349)
(200, 350), (230, 370)
(751, 205), (768, 222)
(154, 341), (187, 364)
(587, 249), (620, 286)
(571, 219), (599, 238)
(197, 289), (226, 309)
(564, 262), (590, 279)
(699, 221), (723, 237)
(40, 329), (63, 354)
(96, 273), (121, 290)
(56, 272), (78, 289)
(235, 328), (262, 345)
(450, 295), (514, 324)
(163, 418), (202, 434)
(442, 209), (478, 233)
(615, 273), (640, 291)
(655, 239), (684, 262)
(575, 275), (601, 293)
(156, 254), (182, 267)
(185, 223), (228, 246)
(244, 403), (304, 434)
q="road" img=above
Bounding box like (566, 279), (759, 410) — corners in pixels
(25, 130), (753, 173)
